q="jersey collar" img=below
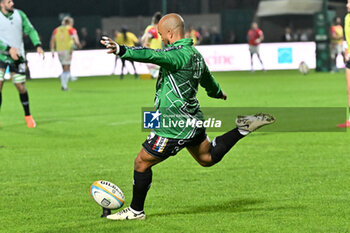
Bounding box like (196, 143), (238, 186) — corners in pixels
(168, 38), (193, 47)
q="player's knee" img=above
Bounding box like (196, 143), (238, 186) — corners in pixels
(134, 155), (150, 172)
(134, 156), (143, 171)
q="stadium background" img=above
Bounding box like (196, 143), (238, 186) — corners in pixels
(1, 0), (350, 232)
(16, 0), (346, 48)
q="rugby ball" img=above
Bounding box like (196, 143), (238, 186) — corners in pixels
(90, 180), (125, 209)
(299, 61), (309, 75)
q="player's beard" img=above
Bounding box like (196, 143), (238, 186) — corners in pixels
(5, 5), (14, 12)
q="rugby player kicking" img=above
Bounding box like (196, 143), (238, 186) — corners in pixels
(101, 13), (275, 220)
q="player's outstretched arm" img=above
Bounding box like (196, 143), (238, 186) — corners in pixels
(101, 36), (183, 71)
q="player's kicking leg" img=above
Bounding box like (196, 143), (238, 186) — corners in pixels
(107, 113), (275, 220)
(107, 148), (164, 220)
(187, 113), (275, 166)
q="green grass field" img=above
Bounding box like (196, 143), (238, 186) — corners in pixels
(0, 70), (349, 233)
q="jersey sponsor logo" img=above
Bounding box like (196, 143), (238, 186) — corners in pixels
(143, 110), (161, 129)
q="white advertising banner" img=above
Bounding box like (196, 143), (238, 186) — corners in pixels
(26, 42), (328, 79)
(196, 42), (317, 71)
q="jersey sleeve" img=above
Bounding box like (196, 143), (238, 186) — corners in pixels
(120, 46), (187, 71)
(68, 27), (77, 35)
(18, 10), (41, 47)
(199, 65), (223, 98)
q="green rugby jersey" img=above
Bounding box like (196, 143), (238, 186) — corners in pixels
(0, 9), (41, 64)
(121, 38), (223, 139)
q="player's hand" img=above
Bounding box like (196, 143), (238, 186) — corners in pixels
(221, 91), (227, 100)
(255, 39), (261, 43)
(9, 47), (20, 61)
(100, 36), (120, 54)
(37, 46), (45, 60)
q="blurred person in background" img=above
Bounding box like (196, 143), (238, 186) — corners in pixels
(200, 26), (211, 45)
(209, 26), (222, 44)
(293, 29), (300, 41)
(299, 30), (309, 42)
(115, 26), (139, 79)
(50, 16), (81, 91)
(330, 17), (345, 72)
(185, 25), (202, 45)
(338, 2), (350, 128)
(247, 22), (265, 72)
(227, 30), (236, 44)
(95, 28), (102, 49)
(282, 27), (293, 42)
(141, 11), (162, 78)
(0, 0), (44, 128)
(79, 27), (90, 49)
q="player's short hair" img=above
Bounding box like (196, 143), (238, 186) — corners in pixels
(152, 12), (162, 25)
(62, 16), (74, 26)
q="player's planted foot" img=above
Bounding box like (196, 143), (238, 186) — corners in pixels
(235, 113), (275, 133)
(337, 120), (350, 128)
(25, 115), (36, 128)
(106, 207), (146, 220)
